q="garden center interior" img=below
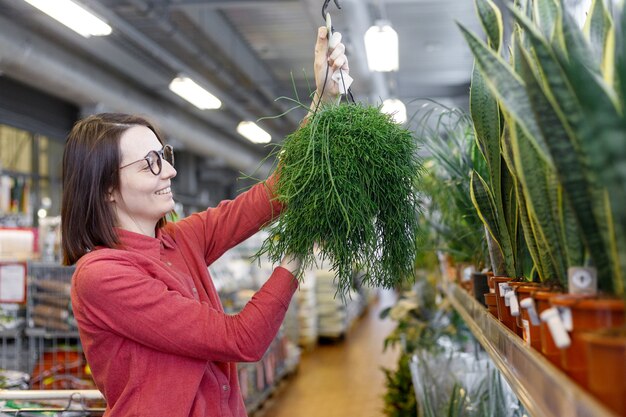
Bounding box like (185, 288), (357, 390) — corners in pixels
(0, 0), (625, 416)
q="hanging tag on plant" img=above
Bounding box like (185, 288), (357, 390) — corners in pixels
(568, 267), (597, 295)
(540, 307), (571, 349)
(558, 306), (573, 332)
(520, 298), (541, 326)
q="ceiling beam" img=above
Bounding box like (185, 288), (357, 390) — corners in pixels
(0, 14), (273, 176)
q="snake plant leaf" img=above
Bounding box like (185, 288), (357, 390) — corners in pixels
(510, 111), (568, 284)
(470, 66), (502, 212)
(502, 160), (525, 278)
(518, 34), (615, 292)
(584, 0), (613, 67)
(558, 184), (584, 268)
(470, 170), (515, 276)
(533, 0), (560, 40)
(559, 7), (602, 75)
(458, 23), (551, 165)
(476, 0), (503, 52)
(509, 4), (585, 128)
(617, 4), (626, 109)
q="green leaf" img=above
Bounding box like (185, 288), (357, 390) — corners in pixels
(510, 115), (567, 283)
(558, 184), (584, 268)
(533, 0), (560, 40)
(617, 4), (626, 107)
(518, 32), (615, 292)
(559, 7), (601, 74)
(470, 65), (502, 216)
(584, 0), (613, 65)
(458, 23), (551, 166)
(475, 0), (503, 52)
(470, 170), (515, 275)
(509, 4), (584, 132)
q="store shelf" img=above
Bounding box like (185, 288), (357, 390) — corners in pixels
(445, 283), (618, 417)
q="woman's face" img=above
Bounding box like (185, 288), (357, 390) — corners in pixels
(111, 125), (177, 236)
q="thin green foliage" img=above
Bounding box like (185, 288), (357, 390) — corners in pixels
(413, 102), (488, 269)
(257, 102), (422, 297)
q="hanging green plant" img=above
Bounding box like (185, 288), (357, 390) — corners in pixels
(258, 102), (422, 297)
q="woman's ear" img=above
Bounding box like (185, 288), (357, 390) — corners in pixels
(107, 188), (115, 203)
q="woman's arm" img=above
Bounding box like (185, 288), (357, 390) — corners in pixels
(73, 256), (298, 363)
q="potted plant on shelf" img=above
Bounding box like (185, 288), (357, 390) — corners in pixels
(413, 102), (489, 300)
(460, 0), (626, 412)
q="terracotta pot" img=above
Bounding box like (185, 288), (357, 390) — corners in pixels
(484, 293), (498, 317)
(534, 290), (563, 367)
(489, 276), (519, 334)
(472, 272), (490, 307)
(487, 271), (495, 290)
(582, 328), (626, 416)
(550, 295), (625, 388)
(516, 284), (542, 351)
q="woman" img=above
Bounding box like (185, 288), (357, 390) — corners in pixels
(62, 27), (349, 417)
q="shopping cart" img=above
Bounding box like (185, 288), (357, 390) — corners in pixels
(25, 262), (94, 391)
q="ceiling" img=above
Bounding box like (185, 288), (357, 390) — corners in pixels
(0, 0), (483, 174)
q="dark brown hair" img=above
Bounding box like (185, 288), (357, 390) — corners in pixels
(61, 113), (167, 265)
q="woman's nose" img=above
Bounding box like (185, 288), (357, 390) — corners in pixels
(162, 160), (177, 178)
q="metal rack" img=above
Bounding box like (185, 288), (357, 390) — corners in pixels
(445, 283), (618, 417)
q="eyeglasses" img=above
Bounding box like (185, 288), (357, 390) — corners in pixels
(119, 145), (175, 176)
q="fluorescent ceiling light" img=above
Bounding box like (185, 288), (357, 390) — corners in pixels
(237, 121), (271, 144)
(23, 0), (112, 38)
(364, 20), (399, 72)
(381, 99), (407, 124)
(169, 76), (222, 110)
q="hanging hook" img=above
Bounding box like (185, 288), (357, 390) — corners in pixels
(321, 0), (341, 20)
(322, 0), (342, 34)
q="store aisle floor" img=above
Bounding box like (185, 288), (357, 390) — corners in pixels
(257, 289), (400, 417)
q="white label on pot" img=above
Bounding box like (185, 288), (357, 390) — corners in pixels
(506, 292), (520, 316)
(502, 287), (513, 306)
(498, 283), (509, 297)
(527, 300), (541, 326)
(568, 267), (597, 295)
(540, 307), (571, 349)
(558, 307), (573, 332)
(522, 319), (531, 346)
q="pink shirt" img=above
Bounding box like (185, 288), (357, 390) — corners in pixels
(71, 178), (297, 417)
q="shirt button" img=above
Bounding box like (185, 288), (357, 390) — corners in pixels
(166, 261), (172, 266)
(222, 384), (229, 391)
(192, 287), (197, 293)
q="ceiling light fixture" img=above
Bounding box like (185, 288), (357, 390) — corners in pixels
(22, 0), (112, 38)
(169, 76), (222, 110)
(381, 98), (407, 124)
(237, 121), (271, 144)
(364, 20), (399, 72)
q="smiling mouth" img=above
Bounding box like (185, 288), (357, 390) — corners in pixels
(155, 187), (171, 196)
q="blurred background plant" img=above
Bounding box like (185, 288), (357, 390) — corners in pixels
(413, 101), (489, 272)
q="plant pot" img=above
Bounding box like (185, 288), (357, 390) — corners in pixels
(484, 293), (498, 317)
(487, 271), (494, 289)
(581, 327), (626, 416)
(490, 276), (519, 334)
(550, 295), (625, 388)
(533, 290), (563, 368)
(516, 284), (542, 351)
(472, 272), (490, 307)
